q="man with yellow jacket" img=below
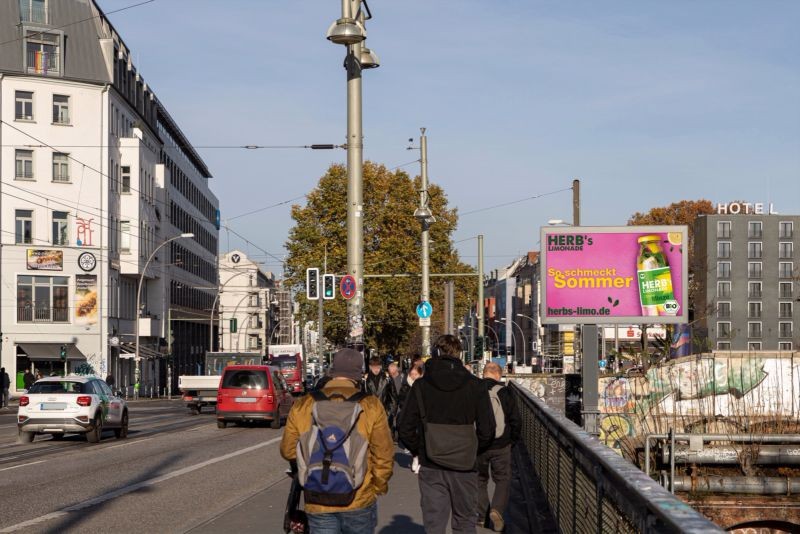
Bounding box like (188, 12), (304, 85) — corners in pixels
(281, 348), (394, 533)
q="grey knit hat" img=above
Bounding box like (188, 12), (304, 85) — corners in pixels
(330, 348), (364, 382)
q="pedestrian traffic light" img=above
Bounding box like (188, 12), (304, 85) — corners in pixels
(323, 274), (335, 300)
(230, 318), (238, 333)
(60, 345), (67, 361)
(306, 268), (319, 300)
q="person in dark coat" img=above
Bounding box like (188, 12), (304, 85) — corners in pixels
(0, 368), (10, 408)
(23, 369), (36, 390)
(364, 356), (395, 415)
(105, 374), (115, 388)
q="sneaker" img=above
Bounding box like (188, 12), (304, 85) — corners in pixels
(411, 456), (420, 474)
(489, 509), (504, 532)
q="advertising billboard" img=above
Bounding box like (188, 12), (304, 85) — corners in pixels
(540, 226), (688, 325)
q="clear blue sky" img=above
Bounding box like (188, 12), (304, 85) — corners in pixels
(99, 0), (800, 274)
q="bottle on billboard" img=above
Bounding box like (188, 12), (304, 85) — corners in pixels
(636, 235), (677, 316)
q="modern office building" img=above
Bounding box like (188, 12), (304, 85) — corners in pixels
(0, 0), (219, 394)
(694, 210), (798, 352)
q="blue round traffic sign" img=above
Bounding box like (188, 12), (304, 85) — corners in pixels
(416, 301), (433, 319)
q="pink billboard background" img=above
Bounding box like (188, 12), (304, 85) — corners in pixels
(544, 230), (685, 321)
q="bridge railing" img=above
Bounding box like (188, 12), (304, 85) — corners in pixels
(509, 381), (723, 533)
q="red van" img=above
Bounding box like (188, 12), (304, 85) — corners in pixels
(216, 365), (293, 429)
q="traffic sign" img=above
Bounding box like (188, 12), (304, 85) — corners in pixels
(340, 275), (357, 300)
(419, 317), (431, 327)
(416, 301), (433, 319)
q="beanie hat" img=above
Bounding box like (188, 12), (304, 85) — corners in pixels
(330, 348), (364, 383)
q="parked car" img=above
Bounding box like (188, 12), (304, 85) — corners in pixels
(17, 375), (129, 443)
(216, 365), (293, 429)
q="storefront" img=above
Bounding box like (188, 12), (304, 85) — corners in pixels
(14, 342), (87, 388)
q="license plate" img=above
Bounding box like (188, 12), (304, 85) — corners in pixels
(235, 397), (257, 403)
(40, 403), (67, 410)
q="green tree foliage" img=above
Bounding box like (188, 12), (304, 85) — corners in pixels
(284, 162), (473, 356)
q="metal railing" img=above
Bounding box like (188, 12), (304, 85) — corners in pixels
(17, 306), (69, 323)
(509, 381), (723, 533)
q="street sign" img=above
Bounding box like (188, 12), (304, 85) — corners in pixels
(419, 317), (431, 327)
(340, 275), (356, 300)
(416, 301), (433, 319)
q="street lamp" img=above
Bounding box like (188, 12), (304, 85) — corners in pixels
(135, 233), (193, 398)
(326, 0), (379, 350)
(412, 129), (435, 356)
(498, 318), (527, 367)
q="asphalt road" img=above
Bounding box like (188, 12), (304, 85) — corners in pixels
(0, 399), (290, 534)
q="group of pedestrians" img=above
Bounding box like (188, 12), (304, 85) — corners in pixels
(280, 334), (520, 534)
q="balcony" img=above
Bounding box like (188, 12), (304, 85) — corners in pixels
(18, 306), (68, 323)
(26, 49), (59, 76)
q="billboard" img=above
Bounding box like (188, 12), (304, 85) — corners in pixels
(540, 226), (688, 325)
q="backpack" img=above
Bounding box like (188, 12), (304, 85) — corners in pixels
(488, 384), (506, 439)
(296, 390), (369, 506)
(414, 384), (478, 471)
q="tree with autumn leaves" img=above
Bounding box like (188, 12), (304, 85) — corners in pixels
(284, 162), (473, 356)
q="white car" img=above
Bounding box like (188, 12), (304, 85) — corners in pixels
(17, 375), (129, 443)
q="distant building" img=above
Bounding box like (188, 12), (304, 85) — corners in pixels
(694, 212), (798, 351)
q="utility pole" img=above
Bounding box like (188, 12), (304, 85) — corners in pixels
(572, 178), (581, 227)
(318, 250), (326, 373)
(477, 234), (485, 362)
(444, 281), (454, 335)
(415, 128), (432, 356)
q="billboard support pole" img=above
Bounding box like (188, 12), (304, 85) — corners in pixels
(582, 324), (599, 435)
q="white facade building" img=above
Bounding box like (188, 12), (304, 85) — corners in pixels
(0, 0), (218, 394)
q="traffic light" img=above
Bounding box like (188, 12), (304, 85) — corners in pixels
(60, 345), (67, 361)
(306, 268), (319, 300)
(230, 318), (238, 333)
(323, 274), (335, 300)
(474, 336), (484, 359)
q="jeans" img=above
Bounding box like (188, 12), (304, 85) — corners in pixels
(307, 502), (377, 534)
(476, 445), (512, 519)
(418, 466), (478, 534)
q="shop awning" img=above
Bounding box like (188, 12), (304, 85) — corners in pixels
(119, 342), (162, 359)
(17, 343), (86, 362)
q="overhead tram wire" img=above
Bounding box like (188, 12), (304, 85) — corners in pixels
(459, 186), (573, 216)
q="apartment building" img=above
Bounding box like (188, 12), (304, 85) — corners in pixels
(0, 0), (219, 394)
(694, 210), (799, 352)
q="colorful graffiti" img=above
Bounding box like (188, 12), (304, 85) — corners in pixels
(599, 414), (634, 452)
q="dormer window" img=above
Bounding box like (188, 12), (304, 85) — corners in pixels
(20, 0), (47, 24)
(25, 30), (60, 76)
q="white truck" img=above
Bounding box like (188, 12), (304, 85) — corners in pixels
(179, 352), (264, 414)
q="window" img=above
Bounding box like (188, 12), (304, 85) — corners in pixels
(717, 221), (731, 239)
(748, 302), (762, 319)
(748, 282), (762, 299)
(717, 241), (731, 259)
(717, 262), (731, 279)
(780, 302), (793, 319)
(121, 166), (131, 193)
(748, 322), (762, 339)
(748, 221), (762, 239)
(717, 342), (731, 351)
(120, 221), (131, 252)
(748, 262), (762, 279)
(25, 31), (60, 75)
(717, 322), (731, 339)
(717, 281), (731, 299)
(780, 242), (793, 259)
(717, 302), (731, 318)
(780, 262), (794, 279)
(15, 210), (33, 244)
(15, 91), (33, 120)
(780, 282), (794, 299)
(748, 342), (762, 351)
(52, 211), (68, 245)
(20, 0), (48, 23)
(780, 342), (794, 351)
(17, 275), (69, 323)
(52, 153), (69, 182)
(779, 222), (793, 239)
(779, 322), (793, 339)
(15, 149), (34, 179)
(748, 242), (762, 259)
(52, 94), (69, 124)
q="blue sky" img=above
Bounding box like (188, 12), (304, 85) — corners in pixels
(99, 0), (800, 273)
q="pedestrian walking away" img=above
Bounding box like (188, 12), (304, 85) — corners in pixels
(476, 362), (521, 532)
(0, 368), (10, 408)
(105, 373), (115, 388)
(281, 348), (394, 534)
(23, 369), (35, 391)
(398, 335), (495, 534)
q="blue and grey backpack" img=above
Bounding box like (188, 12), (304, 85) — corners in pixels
(296, 390), (369, 506)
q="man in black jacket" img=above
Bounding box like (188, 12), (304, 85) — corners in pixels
(364, 356), (395, 415)
(398, 335), (495, 534)
(477, 362), (521, 532)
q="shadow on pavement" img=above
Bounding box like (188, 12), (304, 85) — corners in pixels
(379, 514), (425, 533)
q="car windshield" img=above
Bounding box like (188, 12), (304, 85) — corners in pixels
(28, 381), (86, 394)
(274, 359), (297, 371)
(221, 370), (267, 390)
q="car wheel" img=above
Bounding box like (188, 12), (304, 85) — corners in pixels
(114, 411), (129, 439)
(217, 420), (227, 429)
(86, 416), (102, 443)
(18, 430), (35, 444)
(270, 416), (281, 429)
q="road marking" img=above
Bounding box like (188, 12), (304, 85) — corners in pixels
(0, 460), (45, 472)
(102, 437), (154, 450)
(0, 436), (283, 533)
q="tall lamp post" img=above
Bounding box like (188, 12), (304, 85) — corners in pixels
(498, 318), (527, 367)
(413, 128), (435, 356)
(326, 0), (379, 350)
(135, 233), (193, 398)
(517, 312), (538, 367)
